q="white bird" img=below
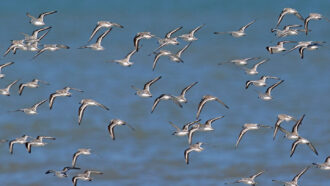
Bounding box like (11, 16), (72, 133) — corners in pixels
(12, 99), (47, 115)
(218, 57), (261, 66)
(184, 142), (204, 164)
(18, 78), (49, 96)
(0, 79), (19, 96)
(290, 136), (318, 157)
(258, 80), (284, 101)
(179, 24), (204, 42)
(26, 10), (57, 26)
(25, 136), (56, 153)
(88, 21), (123, 42)
(242, 59), (269, 75)
(274, 8), (304, 29)
(214, 20), (255, 37)
(0, 62), (14, 79)
(304, 13), (330, 35)
(152, 50), (181, 71)
(175, 81), (198, 103)
(169, 119), (200, 136)
(72, 170), (103, 186)
(272, 167), (309, 186)
(245, 76), (280, 89)
(111, 48), (138, 67)
(8, 135), (32, 154)
(78, 99), (109, 125)
(34, 44), (70, 59)
(107, 119), (135, 140)
(79, 28), (111, 50)
(266, 41), (296, 54)
(49, 87), (83, 109)
(133, 32), (155, 52)
(131, 76), (162, 98)
(196, 95), (229, 119)
(3, 40), (27, 57)
(45, 167), (80, 178)
(169, 42), (192, 62)
(312, 156), (330, 170)
(225, 170), (265, 185)
(155, 26), (182, 51)
(235, 123), (271, 148)
(273, 114), (297, 140)
(72, 148), (92, 167)
(277, 114), (305, 140)
(151, 94), (182, 113)
(298, 43), (323, 59)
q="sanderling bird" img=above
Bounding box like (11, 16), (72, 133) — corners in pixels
(72, 148), (92, 167)
(184, 142), (204, 164)
(0, 79), (19, 96)
(285, 41), (325, 55)
(312, 156), (330, 170)
(304, 13), (330, 35)
(72, 170), (103, 186)
(18, 78), (49, 96)
(245, 76), (280, 89)
(169, 42), (192, 63)
(266, 41), (296, 54)
(196, 95), (229, 119)
(169, 119), (201, 136)
(257, 80), (284, 101)
(151, 94), (182, 113)
(179, 24), (204, 42)
(154, 26), (182, 51)
(218, 57), (261, 66)
(274, 8), (304, 29)
(12, 99), (47, 115)
(111, 48), (138, 67)
(214, 20), (255, 38)
(290, 136), (318, 157)
(277, 114), (305, 140)
(174, 81), (198, 103)
(131, 76), (162, 98)
(49, 87), (83, 109)
(197, 116), (224, 132)
(272, 166), (309, 186)
(225, 170), (264, 185)
(133, 32), (155, 52)
(78, 99), (109, 125)
(25, 136), (56, 153)
(45, 167), (80, 178)
(298, 42), (323, 59)
(26, 10), (57, 26)
(152, 50), (181, 71)
(271, 25), (305, 38)
(3, 40), (27, 56)
(0, 62), (14, 79)
(22, 26), (52, 43)
(235, 123), (271, 148)
(273, 114), (297, 140)
(34, 44), (70, 59)
(79, 28), (111, 51)
(242, 58), (269, 75)
(88, 21), (123, 42)
(108, 119), (135, 140)
(9, 135), (32, 154)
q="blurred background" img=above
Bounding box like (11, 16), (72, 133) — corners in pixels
(0, 0), (329, 185)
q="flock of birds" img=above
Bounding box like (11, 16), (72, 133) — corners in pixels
(0, 7), (329, 186)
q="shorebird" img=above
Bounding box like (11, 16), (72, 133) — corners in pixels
(285, 41), (325, 55)
(131, 76), (161, 98)
(169, 42), (192, 62)
(152, 50), (181, 71)
(3, 40), (27, 57)
(273, 114), (297, 140)
(49, 87), (83, 109)
(225, 170), (265, 185)
(111, 48), (138, 67)
(235, 123), (271, 148)
(0, 79), (19, 96)
(169, 119), (200, 136)
(8, 135), (31, 154)
(45, 167), (80, 178)
(174, 81), (198, 103)
(196, 95), (229, 119)
(197, 116), (224, 132)
(25, 29), (51, 52)
(26, 10), (57, 26)
(0, 62), (14, 79)
(271, 25), (305, 38)
(257, 80), (284, 101)
(133, 32), (155, 52)
(298, 43), (323, 59)
(312, 156), (330, 170)
(22, 26), (51, 43)
(304, 13), (330, 35)
(214, 20), (255, 38)
(25, 136), (56, 153)
(78, 99), (109, 125)
(245, 76), (280, 89)
(72, 148), (92, 167)
(34, 44), (70, 59)
(274, 8), (304, 29)
(218, 57), (261, 66)
(290, 136), (318, 157)
(18, 79), (49, 96)
(72, 170), (103, 186)
(266, 41), (296, 54)
(12, 99), (47, 115)
(272, 167), (309, 186)
(277, 114), (305, 140)
(88, 21), (123, 42)
(155, 26), (182, 51)
(242, 59), (269, 75)
(79, 28), (111, 50)
(179, 24), (204, 42)
(107, 119), (135, 140)
(184, 142), (204, 164)
(151, 94), (182, 113)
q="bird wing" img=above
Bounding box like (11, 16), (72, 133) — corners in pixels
(292, 167), (309, 182)
(72, 151), (80, 167)
(266, 80), (284, 95)
(88, 24), (102, 42)
(290, 139), (300, 157)
(176, 42), (192, 57)
(235, 127), (249, 148)
(216, 97), (230, 109)
(165, 26), (182, 38)
(180, 82), (197, 97)
(32, 99), (47, 110)
(251, 170), (264, 179)
(144, 76), (161, 91)
(196, 97), (208, 119)
(96, 28), (112, 44)
(151, 95), (163, 113)
(107, 123), (116, 140)
(307, 142), (318, 155)
(292, 114), (305, 134)
(39, 10), (57, 19)
(274, 10), (287, 28)
(239, 20), (255, 32)
(78, 103), (88, 125)
(169, 121), (180, 131)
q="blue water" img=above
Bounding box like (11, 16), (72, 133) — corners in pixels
(0, 0), (329, 185)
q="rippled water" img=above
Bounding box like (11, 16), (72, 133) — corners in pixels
(0, 0), (329, 185)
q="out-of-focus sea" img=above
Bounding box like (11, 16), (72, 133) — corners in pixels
(0, 0), (329, 185)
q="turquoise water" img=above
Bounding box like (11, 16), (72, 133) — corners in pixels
(0, 0), (329, 185)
